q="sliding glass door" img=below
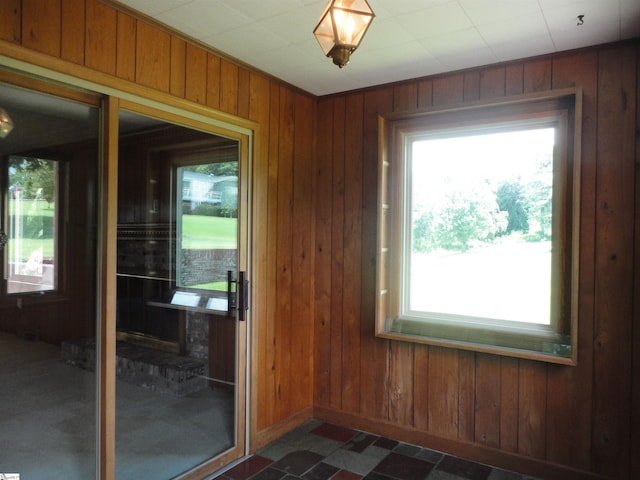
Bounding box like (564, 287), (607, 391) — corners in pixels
(0, 75), (100, 480)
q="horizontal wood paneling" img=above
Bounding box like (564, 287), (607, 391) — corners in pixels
(314, 41), (640, 479)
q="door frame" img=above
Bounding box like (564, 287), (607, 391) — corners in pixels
(0, 55), (257, 480)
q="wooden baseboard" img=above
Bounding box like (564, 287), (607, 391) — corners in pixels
(251, 406), (314, 452)
(313, 406), (607, 480)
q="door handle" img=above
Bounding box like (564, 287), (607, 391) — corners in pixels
(227, 270), (248, 321)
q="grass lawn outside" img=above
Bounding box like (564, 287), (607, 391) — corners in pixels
(181, 214), (237, 249)
(410, 240), (552, 325)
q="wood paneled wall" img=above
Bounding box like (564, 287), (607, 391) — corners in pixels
(0, 0), (316, 441)
(2, 1), (639, 479)
(314, 42), (640, 480)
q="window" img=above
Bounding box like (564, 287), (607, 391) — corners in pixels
(376, 90), (582, 364)
(6, 156), (59, 294)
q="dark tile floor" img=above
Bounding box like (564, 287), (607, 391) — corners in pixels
(216, 420), (540, 480)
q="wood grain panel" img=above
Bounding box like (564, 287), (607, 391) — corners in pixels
(85, 0), (116, 75)
(341, 93), (364, 413)
(115, 12), (135, 81)
(592, 44), (635, 478)
(134, 21), (170, 91)
(262, 81), (280, 426)
(359, 87), (392, 420)
(393, 83), (417, 112)
(330, 95), (345, 410)
(545, 51), (598, 471)
(479, 67), (505, 99)
(433, 74), (463, 106)
(474, 354), (501, 448)
(0, 0), (21, 43)
(169, 37), (186, 98)
(206, 54), (221, 109)
(523, 59), (551, 93)
(314, 97), (334, 409)
(505, 64), (524, 95)
(517, 361), (547, 459)
(458, 351), (476, 441)
(185, 44), (207, 104)
(389, 342), (414, 425)
(417, 80), (433, 109)
(290, 93), (314, 412)
(247, 72), (271, 433)
(61, 0), (85, 64)
(220, 60), (239, 115)
(463, 71), (480, 101)
(413, 345), (429, 430)
(428, 346), (459, 437)
(633, 45), (640, 480)
(275, 85), (295, 420)
(237, 67), (250, 119)
(22, 0), (61, 57)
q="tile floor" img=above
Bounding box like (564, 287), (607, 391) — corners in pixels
(217, 420), (540, 480)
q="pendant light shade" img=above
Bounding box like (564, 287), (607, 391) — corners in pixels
(313, 0), (375, 68)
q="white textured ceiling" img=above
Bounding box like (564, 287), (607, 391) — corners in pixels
(112, 0), (640, 96)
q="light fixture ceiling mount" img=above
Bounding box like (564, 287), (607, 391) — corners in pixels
(313, 0), (375, 68)
(0, 107), (14, 138)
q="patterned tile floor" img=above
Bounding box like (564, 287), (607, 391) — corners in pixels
(216, 420), (540, 480)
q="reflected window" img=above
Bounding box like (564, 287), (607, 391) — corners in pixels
(6, 156), (58, 294)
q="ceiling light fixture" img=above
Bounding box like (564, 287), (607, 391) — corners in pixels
(0, 108), (14, 138)
(313, 0), (375, 68)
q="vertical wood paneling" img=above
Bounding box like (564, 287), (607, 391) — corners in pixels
(545, 51), (598, 471)
(134, 21), (170, 91)
(275, 86), (295, 420)
(475, 354), (500, 448)
(330, 96), (346, 410)
(592, 44), (636, 478)
(463, 72), (480, 101)
(433, 74), (463, 106)
(499, 357), (519, 453)
(115, 12), (135, 81)
(85, 0), (116, 75)
(290, 93), (314, 412)
(359, 88), (392, 420)
(428, 347), (459, 436)
(263, 81), (281, 426)
(248, 72), (271, 431)
(517, 361), (547, 459)
(458, 351), (476, 441)
(523, 60), (551, 93)
(314, 98), (334, 409)
(505, 64), (524, 95)
(341, 93), (364, 413)
(0, 0), (21, 43)
(413, 345), (429, 430)
(479, 67), (505, 99)
(185, 44), (207, 104)
(237, 67), (250, 119)
(169, 37), (186, 98)
(220, 60), (239, 115)
(633, 46), (640, 480)
(206, 54), (221, 109)
(61, 0), (85, 64)
(417, 79), (433, 109)
(22, 0), (61, 56)
(389, 342), (414, 425)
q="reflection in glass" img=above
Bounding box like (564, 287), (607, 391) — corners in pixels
(0, 81), (99, 479)
(116, 111), (238, 479)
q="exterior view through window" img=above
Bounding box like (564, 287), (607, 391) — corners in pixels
(406, 128), (554, 325)
(377, 91), (581, 363)
(6, 156), (58, 294)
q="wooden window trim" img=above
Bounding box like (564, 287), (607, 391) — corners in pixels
(376, 88), (582, 365)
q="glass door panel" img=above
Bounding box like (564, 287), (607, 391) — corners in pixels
(116, 109), (243, 479)
(0, 78), (99, 480)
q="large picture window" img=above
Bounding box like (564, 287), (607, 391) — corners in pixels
(376, 90), (582, 364)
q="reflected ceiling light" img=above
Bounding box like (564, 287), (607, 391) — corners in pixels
(0, 108), (14, 138)
(313, 0), (375, 68)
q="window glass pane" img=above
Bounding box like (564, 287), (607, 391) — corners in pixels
(7, 156), (58, 294)
(407, 128), (554, 325)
